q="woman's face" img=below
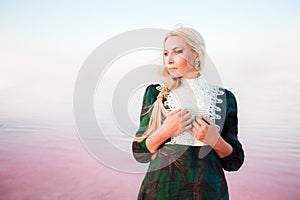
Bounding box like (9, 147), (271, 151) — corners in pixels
(163, 35), (199, 79)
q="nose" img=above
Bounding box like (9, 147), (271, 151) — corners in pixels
(166, 54), (174, 65)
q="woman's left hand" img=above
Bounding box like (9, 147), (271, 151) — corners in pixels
(192, 115), (220, 148)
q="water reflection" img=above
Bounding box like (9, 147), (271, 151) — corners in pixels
(0, 115), (299, 200)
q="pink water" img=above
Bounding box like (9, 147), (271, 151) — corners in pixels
(0, 117), (299, 200)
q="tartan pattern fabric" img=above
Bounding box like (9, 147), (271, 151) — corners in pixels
(132, 84), (244, 200)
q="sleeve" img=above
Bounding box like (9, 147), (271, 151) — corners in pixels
(131, 84), (160, 163)
(219, 89), (245, 171)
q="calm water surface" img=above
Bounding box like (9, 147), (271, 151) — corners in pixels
(0, 117), (299, 200)
(1, 76), (300, 200)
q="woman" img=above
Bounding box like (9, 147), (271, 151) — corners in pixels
(132, 27), (244, 200)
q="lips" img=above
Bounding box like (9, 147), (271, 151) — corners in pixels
(168, 67), (177, 70)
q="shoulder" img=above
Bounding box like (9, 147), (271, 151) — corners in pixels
(218, 88), (236, 101)
(222, 88), (238, 113)
(224, 88), (237, 105)
(145, 84), (161, 92)
(210, 85), (238, 111)
(208, 85), (236, 101)
(144, 84), (161, 96)
(211, 85), (237, 102)
(142, 84), (161, 104)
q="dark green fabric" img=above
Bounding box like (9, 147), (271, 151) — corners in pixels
(132, 84), (244, 200)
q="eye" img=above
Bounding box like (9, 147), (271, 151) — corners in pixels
(164, 51), (168, 56)
(175, 49), (183, 54)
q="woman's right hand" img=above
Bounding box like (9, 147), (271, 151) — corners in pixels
(161, 109), (192, 138)
(144, 109), (192, 153)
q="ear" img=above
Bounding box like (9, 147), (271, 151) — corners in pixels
(193, 53), (200, 62)
(193, 55), (200, 64)
(193, 60), (200, 68)
(193, 56), (201, 70)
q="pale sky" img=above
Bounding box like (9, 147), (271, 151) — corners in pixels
(0, 0), (299, 121)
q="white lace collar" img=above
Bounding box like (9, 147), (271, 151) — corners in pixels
(158, 76), (224, 146)
(185, 75), (209, 91)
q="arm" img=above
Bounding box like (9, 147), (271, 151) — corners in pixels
(132, 84), (160, 163)
(219, 90), (244, 171)
(194, 114), (233, 158)
(132, 85), (192, 162)
(192, 89), (244, 171)
(145, 125), (171, 153)
(145, 109), (187, 153)
(213, 137), (233, 158)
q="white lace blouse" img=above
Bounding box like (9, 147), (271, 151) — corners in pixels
(157, 75), (224, 146)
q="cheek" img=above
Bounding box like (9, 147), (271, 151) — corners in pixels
(175, 56), (189, 69)
(186, 53), (196, 65)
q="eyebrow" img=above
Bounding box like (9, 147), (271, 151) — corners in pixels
(163, 47), (184, 51)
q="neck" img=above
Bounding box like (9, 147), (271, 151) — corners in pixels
(183, 71), (201, 79)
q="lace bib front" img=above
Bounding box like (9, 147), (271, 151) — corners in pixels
(158, 75), (224, 146)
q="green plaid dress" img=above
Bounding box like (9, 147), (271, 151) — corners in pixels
(132, 84), (244, 200)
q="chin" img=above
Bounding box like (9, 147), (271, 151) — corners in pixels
(170, 75), (182, 79)
(168, 71), (182, 79)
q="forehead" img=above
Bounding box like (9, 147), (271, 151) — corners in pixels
(164, 35), (188, 50)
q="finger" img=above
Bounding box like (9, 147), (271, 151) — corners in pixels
(168, 109), (181, 116)
(192, 128), (203, 140)
(196, 117), (209, 129)
(181, 109), (190, 117)
(201, 115), (212, 125)
(173, 108), (185, 116)
(195, 116), (206, 126)
(192, 126), (198, 135)
(182, 108), (189, 114)
(184, 124), (192, 131)
(175, 109), (190, 120)
(194, 116), (201, 124)
(184, 118), (193, 126)
(192, 126), (196, 133)
(197, 119), (210, 132)
(183, 119), (193, 126)
(182, 112), (192, 122)
(192, 120), (200, 128)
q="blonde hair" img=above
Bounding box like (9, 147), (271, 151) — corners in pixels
(134, 26), (206, 143)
